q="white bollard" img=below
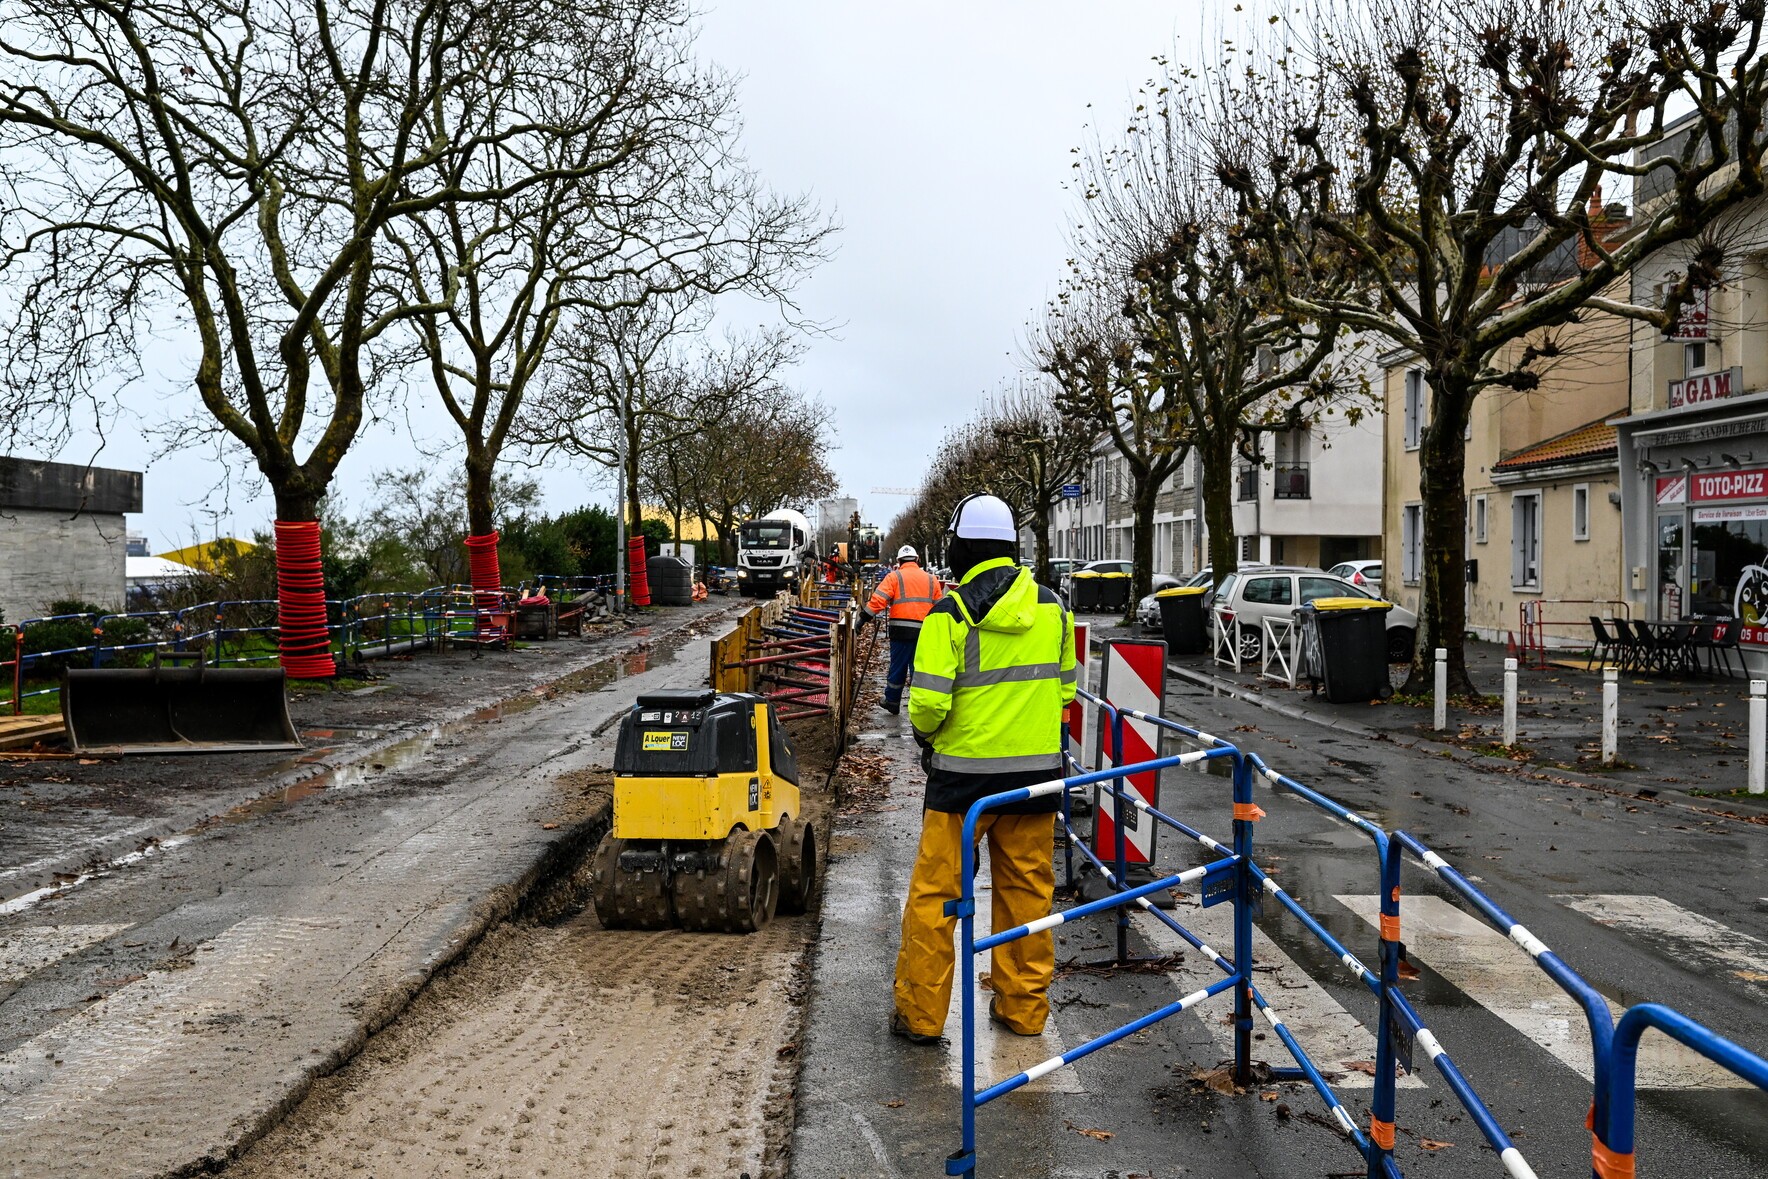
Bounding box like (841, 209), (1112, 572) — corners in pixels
(1433, 648), (1448, 731)
(1502, 657), (1518, 747)
(1602, 669), (1618, 766)
(1750, 680), (1766, 795)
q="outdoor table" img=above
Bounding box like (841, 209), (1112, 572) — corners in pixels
(1644, 620), (1699, 676)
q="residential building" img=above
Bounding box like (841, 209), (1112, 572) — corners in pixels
(1231, 336), (1385, 569)
(0, 456), (143, 622)
(1048, 446), (1205, 577)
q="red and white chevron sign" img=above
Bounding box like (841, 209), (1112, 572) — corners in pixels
(1091, 638), (1167, 866)
(1065, 622), (1090, 768)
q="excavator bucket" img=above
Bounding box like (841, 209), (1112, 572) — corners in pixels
(61, 662), (302, 755)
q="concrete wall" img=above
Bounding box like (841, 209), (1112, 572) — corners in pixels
(0, 507), (131, 622)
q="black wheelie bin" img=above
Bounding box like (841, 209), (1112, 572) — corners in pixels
(1296, 597), (1393, 703)
(1155, 586), (1208, 655)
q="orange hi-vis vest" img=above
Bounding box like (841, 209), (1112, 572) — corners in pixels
(867, 561), (943, 631)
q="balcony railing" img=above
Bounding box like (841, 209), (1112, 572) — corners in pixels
(1273, 462), (1311, 500)
(1237, 465), (1258, 501)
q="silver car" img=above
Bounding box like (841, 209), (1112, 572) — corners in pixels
(1213, 569), (1417, 664)
(1326, 560), (1384, 593)
(1133, 574), (1185, 630)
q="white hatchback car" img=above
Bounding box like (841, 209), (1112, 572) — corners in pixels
(1212, 569), (1417, 664)
(1325, 560), (1384, 593)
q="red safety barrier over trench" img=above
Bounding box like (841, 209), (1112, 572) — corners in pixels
(274, 520), (336, 680)
(463, 531), (504, 615)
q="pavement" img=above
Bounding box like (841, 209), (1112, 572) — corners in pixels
(1084, 614), (1768, 824)
(789, 648), (1768, 1178)
(0, 600), (743, 1178)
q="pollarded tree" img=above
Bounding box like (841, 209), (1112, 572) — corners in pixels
(390, 0), (831, 544)
(1032, 282), (1190, 613)
(1219, 0), (1768, 693)
(1073, 73), (1369, 589)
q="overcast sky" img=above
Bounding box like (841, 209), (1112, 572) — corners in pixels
(74, 2), (1204, 547)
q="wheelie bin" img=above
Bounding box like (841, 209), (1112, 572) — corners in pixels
(1069, 570), (1101, 613)
(1096, 571), (1131, 614)
(1296, 597), (1393, 703)
(1155, 586), (1208, 655)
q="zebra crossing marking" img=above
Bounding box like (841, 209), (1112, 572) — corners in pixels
(1335, 894), (1751, 1088)
(1555, 894), (1768, 1000)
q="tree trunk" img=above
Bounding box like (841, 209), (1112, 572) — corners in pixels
(1402, 379), (1478, 697)
(1129, 475), (1158, 622)
(625, 421), (644, 538)
(1199, 429), (1238, 587)
(464, 446), (496, 538)
(272, 479), (324, 524)
(1030, 504), (1052, 589)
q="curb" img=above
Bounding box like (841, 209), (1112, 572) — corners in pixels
(1157, 655), (1768, 826)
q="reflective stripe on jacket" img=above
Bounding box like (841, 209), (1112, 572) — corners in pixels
(866, 561), (943, 631)
(908, 557), (1076, 814)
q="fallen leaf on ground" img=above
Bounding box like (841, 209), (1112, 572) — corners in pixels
(1063, 1120), (1114, 1142)
(977, 973), (994, 992)
(1420, 1138), (1453, 1151)
(1397, 960), (1421, 980)
(1343, 1060), (1378, 1076)
(1259, 1090), (1280, 1102)
(879, 1099), (904, 1108)
(1735, 970), (1768, 983)
(1188, 1066), (1239, 1095)
(540, 823), (560, 830)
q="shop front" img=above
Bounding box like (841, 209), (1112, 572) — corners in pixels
(1618, 387), (1768, 669)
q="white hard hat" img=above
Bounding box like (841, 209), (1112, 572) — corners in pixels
(897, 545), (919, 561)
(947, 494), (1017, 542)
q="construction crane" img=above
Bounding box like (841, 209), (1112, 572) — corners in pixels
(869, 486), (916, 496)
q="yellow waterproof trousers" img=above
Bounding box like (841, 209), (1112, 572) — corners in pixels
(893, 809), (1055, 1037)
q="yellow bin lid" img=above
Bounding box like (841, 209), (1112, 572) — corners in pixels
(1099, 571), (1129, 579)
(1312, 597), (1392, 611)
(1155, 586), (1206, 597)
(1070, 570), (1101, 579)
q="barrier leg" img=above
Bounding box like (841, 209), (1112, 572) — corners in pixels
(1232, 751), (1255, 1085)
(948, 815), (981, 1179)
(1112, 711), (1129, 967)
(1368, 837), (1402, 1177)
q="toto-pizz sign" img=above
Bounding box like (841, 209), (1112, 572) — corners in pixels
(1690, 467), (1768, 503)
(1667, 366), (1744, 408)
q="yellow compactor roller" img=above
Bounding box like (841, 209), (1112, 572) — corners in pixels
(591, 688), (817, 933)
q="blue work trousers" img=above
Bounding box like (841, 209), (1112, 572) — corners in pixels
(885, 633), (917, 707)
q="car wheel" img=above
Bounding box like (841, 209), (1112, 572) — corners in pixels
(1387, 626), (1415, 664)
(1237, 625), (1262, 664)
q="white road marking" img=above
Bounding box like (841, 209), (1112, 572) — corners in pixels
(1336, 894), (1750, 1088)
(0, 924), (132, 985)
(943, 866), (1083, 1094)
(1555, 894), (1768, 1001)
(1142, 894), (1424, 1089)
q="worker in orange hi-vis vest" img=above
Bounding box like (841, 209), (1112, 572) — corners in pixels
(862, 545), (944, 715)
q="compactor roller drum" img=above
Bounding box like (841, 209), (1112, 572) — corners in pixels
(775, 816), (818, 915)
(594, 688), (810, 934)
(673, 829), (778, 932)
(590, 835), (673, 929)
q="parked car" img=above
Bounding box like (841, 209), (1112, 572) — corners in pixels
(1133, 574), (1185, 630)
(1043, 557), (1082, 590)
(1184, 562), (1269, 610)
(1211, 569), (1416, 664)
(1326, 560), (1384, 592)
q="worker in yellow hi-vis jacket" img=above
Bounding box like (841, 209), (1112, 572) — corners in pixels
(891, 493), (1076, 1044)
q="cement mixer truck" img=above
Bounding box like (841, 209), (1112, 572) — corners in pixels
(736, 508), (814, 597)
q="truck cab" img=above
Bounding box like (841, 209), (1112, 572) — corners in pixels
(737, 509), (812, 597)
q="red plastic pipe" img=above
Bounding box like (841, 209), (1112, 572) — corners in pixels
(274, 520), (336, 679)
(463, 531), (504, 620)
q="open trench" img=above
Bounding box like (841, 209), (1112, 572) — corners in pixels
(221, 651), (868, 1179)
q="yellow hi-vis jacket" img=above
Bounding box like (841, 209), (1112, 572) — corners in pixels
(908, 557), (1076, 814)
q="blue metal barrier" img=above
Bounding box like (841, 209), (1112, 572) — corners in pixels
(945, 689), (1768, 1179)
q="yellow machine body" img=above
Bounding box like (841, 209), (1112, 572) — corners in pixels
(612, 701), (799, 841)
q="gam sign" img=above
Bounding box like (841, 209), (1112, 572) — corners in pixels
(1667, 366), (1743, 409)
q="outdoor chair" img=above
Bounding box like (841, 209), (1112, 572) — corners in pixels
(1701, 618), (1743, 679)
(1588, 616), (1623, 669)
(1609, 617), (1646, 673)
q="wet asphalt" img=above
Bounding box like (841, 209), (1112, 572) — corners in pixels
(789, 666), (1768, 1179)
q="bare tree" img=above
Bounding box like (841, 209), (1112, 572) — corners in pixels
(969, 386), (1100, 588)
(1032, 283), (1189, 613)
(0, 0), (525, 521)
(389, 0), (832, 538)
(1072, 77), (1368, 589)
(1220, 0), (1768, 693)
